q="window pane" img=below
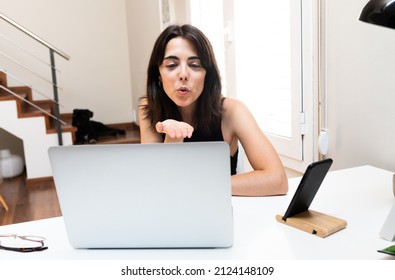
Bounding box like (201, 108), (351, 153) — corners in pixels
(234, 0), (292, 138)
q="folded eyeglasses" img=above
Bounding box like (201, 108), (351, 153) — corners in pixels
(0, 234), (48, 253)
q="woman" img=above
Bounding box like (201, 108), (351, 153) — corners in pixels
(139, 24), (288, 196)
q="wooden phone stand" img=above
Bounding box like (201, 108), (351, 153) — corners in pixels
(276, 210), (347, 238)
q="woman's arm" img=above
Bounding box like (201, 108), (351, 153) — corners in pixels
(138, 99), (162, 143)
(223, 98), (288, 196)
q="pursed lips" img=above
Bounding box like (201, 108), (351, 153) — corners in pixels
(177, 86), (190, 95)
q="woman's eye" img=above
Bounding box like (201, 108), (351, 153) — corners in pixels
(189, 63), (202, 69)
(165, 64), (177, 69)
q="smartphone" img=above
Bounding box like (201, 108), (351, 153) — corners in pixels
(282, 158), (333, 221)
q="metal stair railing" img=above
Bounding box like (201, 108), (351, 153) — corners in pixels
(0, 13), (70, 145)
(0, 84), (67, 126)
(0, 69), (62, 106)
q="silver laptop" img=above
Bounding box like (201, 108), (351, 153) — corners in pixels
(48, 142), (233, 248)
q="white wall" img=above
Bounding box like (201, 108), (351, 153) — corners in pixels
(0, 0), (133, 124)
(325, 0), (395, 172)
(125, 0), (161, 125)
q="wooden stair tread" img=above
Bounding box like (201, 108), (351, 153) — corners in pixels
(22, 102), (51, 114)
(0, 91), (27, 100)
(48, 114), (74, 133)
(0, 86), (32, 99)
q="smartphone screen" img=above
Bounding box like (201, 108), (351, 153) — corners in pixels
(282, 158), (333, 220)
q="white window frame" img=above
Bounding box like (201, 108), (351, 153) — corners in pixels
(278, 0), (320, 172)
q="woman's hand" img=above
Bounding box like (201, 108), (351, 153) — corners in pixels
(155, 119), (194, 141)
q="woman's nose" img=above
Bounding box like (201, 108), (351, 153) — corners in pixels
(178, 65), (188, 81)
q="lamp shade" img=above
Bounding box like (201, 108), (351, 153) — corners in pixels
(359, 0), (395, 29)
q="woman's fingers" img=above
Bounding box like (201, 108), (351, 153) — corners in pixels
(156, 119), (194, 139)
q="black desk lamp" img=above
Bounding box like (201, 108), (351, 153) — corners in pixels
(359, 0), (395, 28)
(360, 0), (395, 242)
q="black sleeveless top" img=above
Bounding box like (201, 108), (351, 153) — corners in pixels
(184, 127), (238, 175)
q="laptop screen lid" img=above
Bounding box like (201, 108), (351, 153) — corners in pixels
(48, 142), (233, 248)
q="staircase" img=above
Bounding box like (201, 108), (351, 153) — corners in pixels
(0, 71), (76, 137)
(0, 70), (75, 183)
(0, 70), (140, 185)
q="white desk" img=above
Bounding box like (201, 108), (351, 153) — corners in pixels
(0, 165), (394, 260)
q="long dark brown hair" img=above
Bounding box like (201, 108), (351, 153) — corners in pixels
(140, 24), (223, 138)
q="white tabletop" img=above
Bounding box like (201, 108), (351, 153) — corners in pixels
(1, 165), (394, 260)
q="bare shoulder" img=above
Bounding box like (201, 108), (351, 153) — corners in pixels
(222, 97), (254, 125)
(223, 96), (245, 108)
(138, 97), (148, 121)
(222, 97), (249, 117)
(221, 97), (259, 144)
(139, 96), (148, 106)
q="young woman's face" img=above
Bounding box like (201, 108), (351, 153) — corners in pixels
(159, 37), (206, 110)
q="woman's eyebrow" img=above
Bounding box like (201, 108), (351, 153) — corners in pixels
(163, 55), (179, 60)
(163, 55), (200, 61)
